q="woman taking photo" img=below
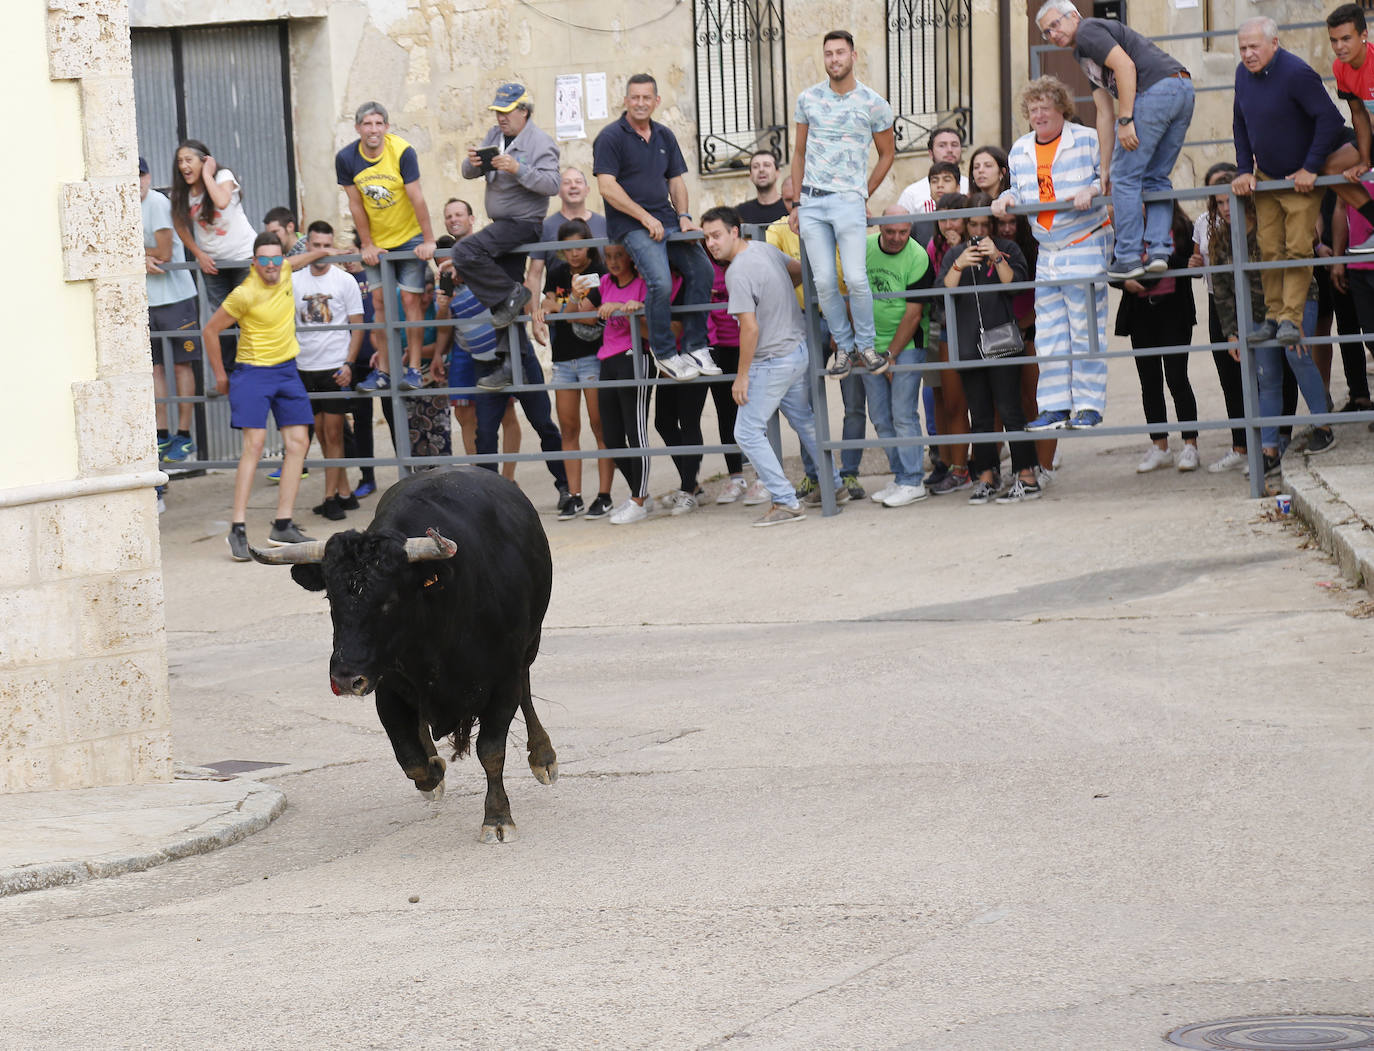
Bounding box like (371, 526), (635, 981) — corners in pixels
(937, 193), (1037, 503)
(170, 140), (258, 369)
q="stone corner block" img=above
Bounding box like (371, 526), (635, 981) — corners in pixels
(76, 572), (166, 656)
(80, 78), (139, 180)
(60, 181), (143, 282)
(48, 0), (133, 81)
(72, 374), (157, 475)
(93, 277), (152, 378)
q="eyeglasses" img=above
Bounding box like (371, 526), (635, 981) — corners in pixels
(255, 254), (284, 266)
(1039, 12), (1071, 39)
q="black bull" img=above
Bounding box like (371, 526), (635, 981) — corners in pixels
(251, 467), (557, 843)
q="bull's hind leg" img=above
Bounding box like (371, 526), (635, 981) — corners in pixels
(520, 669), (558, 785)
(475, 684), (519, 844)
(376, 687), (445, 796)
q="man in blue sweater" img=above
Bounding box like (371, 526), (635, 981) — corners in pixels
(1231, 16), (1374, 346)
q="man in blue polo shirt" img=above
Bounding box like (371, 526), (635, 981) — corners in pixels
(1232, 15), (1374, 346)
(592, 73), (718, 382)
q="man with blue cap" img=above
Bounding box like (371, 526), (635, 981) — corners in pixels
(455, 82), (562, 390)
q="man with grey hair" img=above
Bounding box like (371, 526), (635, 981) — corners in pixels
(523, 166), (607, 323)
(1231, 15), (1374, 346)
(1037, 0), (1194, 281)
(337, 101), (439, 394)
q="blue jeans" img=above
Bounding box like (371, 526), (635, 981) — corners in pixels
(474, 329), (569, 493)
(735, 344), (838, 507)
(839, 374), (866, 476)
(1110, 75), (1195, 265)
(862, 346), (926, 486)
(1256, 330), (1327, 451)
(618, 229), (713, 360)
(798, 191), (875, 352)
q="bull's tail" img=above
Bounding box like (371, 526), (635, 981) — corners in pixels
(447, 715), (475, 760)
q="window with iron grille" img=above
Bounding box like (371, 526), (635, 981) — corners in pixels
(693, 0), (789, 175)
(886, 0), (973, 155)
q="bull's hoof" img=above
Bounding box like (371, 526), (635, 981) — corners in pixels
(477, 822), (517, 844)
(412, 755), (446, 794)
(529, 757), (558, 785)
(420, 780), (445, 802)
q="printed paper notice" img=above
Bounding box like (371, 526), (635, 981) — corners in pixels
(555, 74), (585, 140)
(586, 73), (608, 121)
(1174, 0), (1198, 7)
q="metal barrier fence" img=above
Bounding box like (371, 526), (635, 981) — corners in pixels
(153, 173), (1374, 517)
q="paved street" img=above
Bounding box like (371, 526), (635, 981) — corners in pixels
(3, 360), (1373, 1050)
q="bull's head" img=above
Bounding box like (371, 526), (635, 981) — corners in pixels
(250, 528), (457, 696)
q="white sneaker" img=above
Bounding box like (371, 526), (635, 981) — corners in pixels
(741, 478), (770, 505)
(660, 489), (688, 511)
(610, 497), (651, 525)
(869, 480), (901, 503)
(1176, 444), (1200, 472)
(1207, 449), (1246, 473)
(716, 476), (748, 504)
(690, 348), (723, 376)
(882, 483), (929, 507)
(1035, 466), (1056, 487)
(668, 490), (699, 516)
(1051, 449), (1062, 470)
(655, 352), (700, 381)
(1136, 445), (1174, 473)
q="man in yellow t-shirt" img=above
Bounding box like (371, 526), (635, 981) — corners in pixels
(204, 231), (329, 560)
(337, 101), (439, 394)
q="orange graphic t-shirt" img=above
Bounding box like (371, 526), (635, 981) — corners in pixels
(1035, 134), (1061, 232)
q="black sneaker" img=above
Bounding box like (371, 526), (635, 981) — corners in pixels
(337, 493), (360, 511)
(226, 526), (250, 562)
(584, 494), (614, 519)
(476, 356), (513, 391)
(1263, 452), (1283, 477)
(840, 473), (866, 501)
(313, 497), (346, 521)
(267, 521), (317, 545)
(923, 461), (950, 489)
(558, 494), (585, 520)
(968, 480), (997, 504)
(1307, 426), (1338, 454)
(490, 285), (532, 328)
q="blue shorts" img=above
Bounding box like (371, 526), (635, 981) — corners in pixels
(447, 348), (476, 406)
(363, 234), (430, 295)
(551, 354), (600, 386)
(228, 360), (316, 430)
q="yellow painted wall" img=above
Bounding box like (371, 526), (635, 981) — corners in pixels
(0, 2), (96, 489)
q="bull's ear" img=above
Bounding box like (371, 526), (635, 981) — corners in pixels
(290, 564), (327, 592)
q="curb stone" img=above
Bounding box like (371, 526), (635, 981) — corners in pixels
(1283, 454), (1374, 590)
(0, 782), (287, 898)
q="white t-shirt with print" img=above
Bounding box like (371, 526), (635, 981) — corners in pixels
(293, 265), (365, 370)
(188, 168), (258, 262)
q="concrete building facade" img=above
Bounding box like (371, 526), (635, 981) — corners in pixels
(0, 0), (172, 793)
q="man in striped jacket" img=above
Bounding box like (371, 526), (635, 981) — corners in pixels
(993, 76), (1112, 430)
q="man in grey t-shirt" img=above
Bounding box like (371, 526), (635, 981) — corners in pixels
(1038, 1), (1195, 280)
(701, 205), (842, 526)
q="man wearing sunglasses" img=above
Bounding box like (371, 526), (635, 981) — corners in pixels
(202, 230), (330, 560)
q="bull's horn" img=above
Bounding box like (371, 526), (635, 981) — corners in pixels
(404, 528), (458, 562)
(249, 541), (328, 565)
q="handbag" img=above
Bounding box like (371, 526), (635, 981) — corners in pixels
(970, 258), (1024, 359)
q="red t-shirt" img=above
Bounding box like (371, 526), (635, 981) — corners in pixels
(1334, 42), (1374, 104)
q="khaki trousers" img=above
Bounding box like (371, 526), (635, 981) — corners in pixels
(1253, 169), (1324, 326)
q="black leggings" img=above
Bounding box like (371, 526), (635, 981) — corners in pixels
(1341, 269), (1374, 402)
(964, 359), (1035, 476)
(1208, 296), (1247, 450)
(1130, 300), (1198, 441)
(654, 381), (709, 492)
(705, 344), (743, 475)
(599, 352), (651, 499)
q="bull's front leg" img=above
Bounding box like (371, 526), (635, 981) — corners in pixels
(475, 695), (517, 844)
(376, 687), (445, 795)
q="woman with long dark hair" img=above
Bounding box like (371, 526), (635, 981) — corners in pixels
(170, 140), (257, 368)
(967, 145), (1011, 197)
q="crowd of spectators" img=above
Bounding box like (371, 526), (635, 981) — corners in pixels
(139, 3), (1374, 549)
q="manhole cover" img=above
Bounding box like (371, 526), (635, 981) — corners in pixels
(203, 760), (287, 776)
(1166, 1016), (1374, 1050)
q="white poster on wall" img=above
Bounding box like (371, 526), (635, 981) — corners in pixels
(586, 72), (608, 121)
(555, 74), (585, 140)
(1174, 0), (1198, 7)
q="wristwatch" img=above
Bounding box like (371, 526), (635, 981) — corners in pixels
(1117, 116), (1135, 127)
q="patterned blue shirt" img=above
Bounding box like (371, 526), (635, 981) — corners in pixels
(794, 81), (894, 197)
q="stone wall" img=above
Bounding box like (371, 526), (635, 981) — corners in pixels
(0, 0), (172, 793)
